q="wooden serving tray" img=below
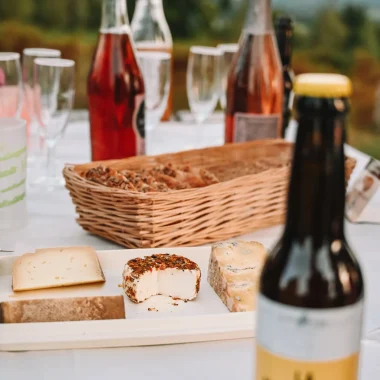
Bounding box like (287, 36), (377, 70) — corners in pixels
(0, 247), (254, 351)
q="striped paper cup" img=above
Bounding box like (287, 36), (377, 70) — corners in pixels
(0, 117), (27, 229)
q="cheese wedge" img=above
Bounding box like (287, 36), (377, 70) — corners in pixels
(207, 241), (266, 312)
(12, 246), (105, 292)
(0, 295), (125, 323)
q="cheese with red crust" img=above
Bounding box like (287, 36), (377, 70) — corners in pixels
(122, 254), (201, 303)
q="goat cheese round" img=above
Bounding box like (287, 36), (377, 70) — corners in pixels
(122, 254), (201, 303)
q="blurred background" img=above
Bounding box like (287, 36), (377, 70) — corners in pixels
(0, 0), (379, 157)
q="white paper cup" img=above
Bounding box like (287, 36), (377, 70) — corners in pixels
(0, 117), (27, 229)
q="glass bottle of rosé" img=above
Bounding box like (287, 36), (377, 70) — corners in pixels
(225, 0), (283, 144)
(88, 0), (145, 161)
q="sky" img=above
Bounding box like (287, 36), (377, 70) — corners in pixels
(271, 0), (380, 19)
(273, 0), (379, 6)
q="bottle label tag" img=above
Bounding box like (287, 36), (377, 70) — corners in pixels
(255, 295), (364, 380)
(133, 94), (145, 155)
(233, 113), (280, 142)
(346, 158), (380, 223)
(256, 346), (359, 380)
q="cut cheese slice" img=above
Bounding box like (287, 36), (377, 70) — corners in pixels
(122, 254), (201, 303)
(207, 241), (266, 312)
(12, 246), (105, 292)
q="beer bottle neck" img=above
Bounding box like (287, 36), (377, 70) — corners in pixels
(284, 98), (348, 243)
(244, 0), (274, 34)
(101, 0), (130, 33)
(275, 20), (293, 67)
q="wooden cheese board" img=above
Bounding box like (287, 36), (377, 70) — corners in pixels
(0, 247), (256, 352)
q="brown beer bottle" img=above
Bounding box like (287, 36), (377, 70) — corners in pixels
(275, 16), (295, 138)
(225, 0), (283, 143)
(255, 74), (365, 380)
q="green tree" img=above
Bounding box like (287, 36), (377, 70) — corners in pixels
(162, 0), (220, 39)
(292, 22), (311, 50)
(376, 23), (380, 43)
(213, 1), (247, 41)
(341, 5), (379, 58)
(0, 0), (35, 22)
(341, 5), (367, 49)
(364, 22), (380, 59)
(66, 0), (89, 30)
(128, 0), (241, 40)
(311, 8), (350, 71)
(219, 0), (233, 12)
(33, 0), (68, 29)
(87, 0), (102, 30)
(198, 1), (223, 37)
(312, 9), (347, 52)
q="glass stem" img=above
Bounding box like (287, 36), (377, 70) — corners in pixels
(40, 137), (45, 153)
(46, 144), (56, 180)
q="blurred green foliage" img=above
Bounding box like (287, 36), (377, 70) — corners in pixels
(0, 0), (379, 157)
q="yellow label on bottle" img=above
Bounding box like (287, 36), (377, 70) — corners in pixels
(256, 344), (359, 380)
(255, 295), (364, 380)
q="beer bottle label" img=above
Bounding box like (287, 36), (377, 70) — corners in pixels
(233, 113), (280, 142)
(255, 295), (364, 380)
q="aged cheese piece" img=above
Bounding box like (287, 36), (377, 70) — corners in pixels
(12, 246), (105, 292)
(122, 254), (201, 303)
(207, 241), (266, 312)
(0, 295), (125, 323)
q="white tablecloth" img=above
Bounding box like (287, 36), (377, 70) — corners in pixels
(1, 116), (380, 379)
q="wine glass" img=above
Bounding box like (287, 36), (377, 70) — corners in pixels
(217, 44), (239, 111)
(131, 0), (173, 121)
(0, 52), (22, 118)
(22, 48), (61, 165)
(137, 51), (171, 131)
(33, 58), (75, 190)
(186, 46), (221, 124)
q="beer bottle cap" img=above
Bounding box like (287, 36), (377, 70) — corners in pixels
(294, 73), (352, 98)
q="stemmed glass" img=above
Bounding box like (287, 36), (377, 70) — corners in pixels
(22, 48), (61, 165)
(136, 51), (171, 131)
(186, 46), (221, 124)
(0, 52), (22, 118)
(217, 44), (239, 111)
(32, 58), (75, 190)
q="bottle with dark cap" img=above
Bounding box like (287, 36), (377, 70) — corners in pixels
(255, 73), (365, 380)
(275, 16), (295, 138)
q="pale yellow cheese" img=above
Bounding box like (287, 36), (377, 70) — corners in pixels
(12, 246), (105, 292)
(225, 282), (256, 312)
(207, 241), (266, 312)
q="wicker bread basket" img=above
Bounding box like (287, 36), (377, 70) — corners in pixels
(63, 140), (356, 248)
